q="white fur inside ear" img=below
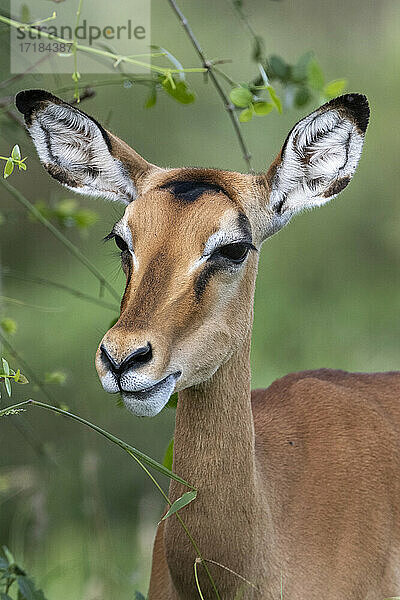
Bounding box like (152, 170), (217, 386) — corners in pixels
(29, 104), (136, 203)
(270, 108), (364, 216)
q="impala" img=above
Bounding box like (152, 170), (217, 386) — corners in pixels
(16, 89), (400, 600)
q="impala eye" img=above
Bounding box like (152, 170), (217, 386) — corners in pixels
(114, 235), (128, 252)
(213, 243), (251, 264)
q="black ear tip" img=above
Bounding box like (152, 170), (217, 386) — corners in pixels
(15, 89), (58, 115)
(327, 93), (370, 133)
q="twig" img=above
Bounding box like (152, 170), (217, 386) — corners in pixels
(167, 0), (253, 172)
(0, 331), (58, 461)
(2, 272), (118, 312)
(0, 179), (120, 301)
(0, 14), (206, 77)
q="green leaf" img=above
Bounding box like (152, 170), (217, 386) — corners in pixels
(308, 59), (324, 91)
(162, 490), (197, 520)
(1, 318), (17, 335)
(2, 358), (10, 376)
(239, 107), (253, 122)
(44, 372), (66, 385)
(2, 546), (14, 566)
(1, 594), (13, 600)
(166, 392), (178, 409)
(145, 87), (157, 109)
(4, 378), (11, 397)
(16, 373), (29, 385)
(268, 55), (289, 80)
(73, 209), (99, 230)
(4, 158), (14, 179)
(161, 79), (195, 104)
(134, 591), (147, 600)
(323, 78), (347, 99)
(229, 86), (253, 108)
(253, 101), (273, 116)
(292, 51), (313, 83)
(18, 162), (27, 171)
(163, 438), (174, 471)
(268, 86), (282, 113)
(17, 575), (47, 600)
(11, 144), (21, 161)
(294, 86), (311, 107)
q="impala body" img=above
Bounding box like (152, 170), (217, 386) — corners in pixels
(16, 89), (400, 599)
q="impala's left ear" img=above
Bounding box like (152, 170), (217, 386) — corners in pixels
(258, 93), (370, 238)
(16, 89), (158, 203)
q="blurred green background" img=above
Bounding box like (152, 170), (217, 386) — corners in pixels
(0, 0), (399, 597)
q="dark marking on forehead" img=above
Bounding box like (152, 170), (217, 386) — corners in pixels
(160, 180), (227, 203)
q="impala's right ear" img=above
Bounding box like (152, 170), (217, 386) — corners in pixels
(16, 89), (157, 203)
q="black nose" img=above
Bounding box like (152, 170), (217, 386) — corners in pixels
(100, 342), (153, 375)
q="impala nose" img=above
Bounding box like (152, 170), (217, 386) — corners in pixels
(100, 342), (153, 376)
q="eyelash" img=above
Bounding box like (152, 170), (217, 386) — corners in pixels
(104, 232), (129, 253)
(208, 242), (256, 265)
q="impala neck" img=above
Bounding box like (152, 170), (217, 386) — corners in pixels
(173, 332), (255, 491)
(166, 298), (263, 598)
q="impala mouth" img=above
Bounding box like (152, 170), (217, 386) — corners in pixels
(120, 372), (181, 417)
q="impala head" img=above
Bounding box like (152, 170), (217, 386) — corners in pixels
(16, 89), (369, 416)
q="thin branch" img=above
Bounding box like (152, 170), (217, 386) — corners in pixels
(0, 331), (58, 461)
(167, 0), (254, 173)
(0, 179), (120, 301)
(2, 272), (118, 312)
(0, 14), (206, 76)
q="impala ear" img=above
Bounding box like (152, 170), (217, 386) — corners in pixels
(259, 94), (370, 238)
(15, 89), (156, 203)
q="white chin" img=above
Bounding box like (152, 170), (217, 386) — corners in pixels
(121, 374), (177, 417)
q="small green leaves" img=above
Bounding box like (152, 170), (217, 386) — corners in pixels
(0, 545), (48, 600)
(44, 371), (67, 385)
(163, 437), (174, 471)
(323, 78), (347, 99)
(162, 490), (197, 520)
(145, 87), (157, 109)
(239, 107), (253, 122)
(32, 199), (98, 232)
(230, 84), (280, 122)
(307, 58), (324, 91)
(1, 318), (17, 335)
(253, 102), (273, 115)
(268, 55), (290, 80)
(294, 86), (311, 107)
(1, 145), (27, 178)
(11, 144), (21, 161)
(230, 86), (253, 108)
(267, 85), (282, 113)
(17, 575), (47, 600)
(3, 158), (14, 179)
(161, 77), (195, 104)
(291, 51), (313, 83)
(0, 358), (29, 399)
(166, 392), (178, 409)
(2, 358), (10, 377)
